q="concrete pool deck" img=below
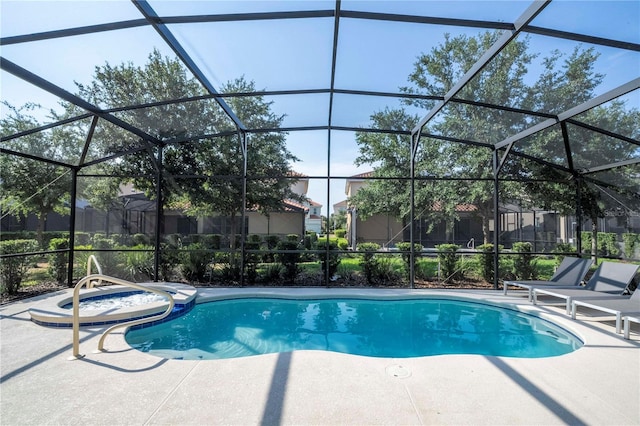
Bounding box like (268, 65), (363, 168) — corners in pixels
(1, 287), (639, 425)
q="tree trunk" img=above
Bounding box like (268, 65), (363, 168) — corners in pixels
(482, 215), (490, 245)
(37, 211), (46, 249)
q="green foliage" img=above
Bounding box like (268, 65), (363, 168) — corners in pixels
(334, 229), (346, 238)
(395, 242), (423, 276)
(553, 243), (576, 267)
(286, 234), (300, 242)
(159, 242), (180, 281)
(72, 246), (93, 278)
(276, 239), (300, 283)
(75, 232), (91, 246)
(303, 235), (313, 250)
(580, 231), (621, 257)
(435, 244), (461, 283)
(599, 233), (620, 257)
(123, 245), (155, 281)
(475, 243), (504, 283)
(263, 235), (280, 263)
(373, 256), (404, 285)
(180, 242), (211, 282)
(259, 263), (283, 284)
(0, 239), (39, 295)
(91, 236), (121, 275)
(244, 239), (262, 283)
(357, 242), (380, 284)
(512, 242), (537, 280)
(580, 232), (593, 255)
(316, 239), (341, 279)
(48, 238), (69, 284)
(622, 233), (638, 259)
(132, 233), (150, 246)
(414, 258), (438, 280)
(331, 210), (347, 230)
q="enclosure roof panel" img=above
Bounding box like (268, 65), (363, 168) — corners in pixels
(1, 0), (638, 194)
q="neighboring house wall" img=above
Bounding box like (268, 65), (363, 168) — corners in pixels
(247, 211), (305, 236)
(352, 214), (404, 248)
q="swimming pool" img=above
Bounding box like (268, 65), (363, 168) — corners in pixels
(125, 297), (583, 359)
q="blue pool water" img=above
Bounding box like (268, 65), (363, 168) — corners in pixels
(125, 298), (583, 360)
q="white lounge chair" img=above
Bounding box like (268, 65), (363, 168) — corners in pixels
(532, 262), (640, 315)
(503, 257), (593, 300)
(571, 288), (640, 334)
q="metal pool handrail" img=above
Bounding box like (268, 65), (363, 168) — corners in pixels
(70, 273), (175, 360)
(85, 255), (102, 288)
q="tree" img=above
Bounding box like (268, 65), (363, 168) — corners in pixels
(67, 51), (304, 248)
(512, 47), (639, 258)
(0, 103), (77, 247)
(331, 210), (347, 231)
(354, 31), (638, 250)
(355, 32), (534, 243)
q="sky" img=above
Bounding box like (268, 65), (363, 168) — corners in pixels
(1, 0), (639, 216)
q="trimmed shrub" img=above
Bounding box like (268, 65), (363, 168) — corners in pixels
(132, 233), (150, 246)
(622, 233), (638, 259)
(334, 229), (346, 238)
(0, 239), (39, 295)
(244, 238), (262, 283)
(553, 243), (576, 266)
(580, 232), (592, 255)
(276, 239), (300, 283)
(48, 238), (69, 284)
(357, 242), (380, 284)
(75, 232), (91, 246)
(263, 235), (280, 263)
(303, 234), (313, 250)
(317, 239), (341, 279)
(286, 234), (300, 242)
(599, 233), (619, 257)
(435, 244), (461, 283)
(395, 242), (423, 277)
(512, 242), (537, 280)
(337, 238), (349, 250)
(475, 243), (504, 283)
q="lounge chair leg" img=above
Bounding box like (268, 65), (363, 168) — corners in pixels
(624, 319), (630, 339)
(616, 314), (621, 334)
(571, 303), (577, 319)
(565, 299), (571, 315)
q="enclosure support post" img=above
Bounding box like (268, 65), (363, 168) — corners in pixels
(575, 177), (583, 255)
(67, 167), (78, 286)
(492, 149), (500, 290)
(409, 130), (421, 289)
(153, 146), (163, 282)
(240, 131), (248, 287)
